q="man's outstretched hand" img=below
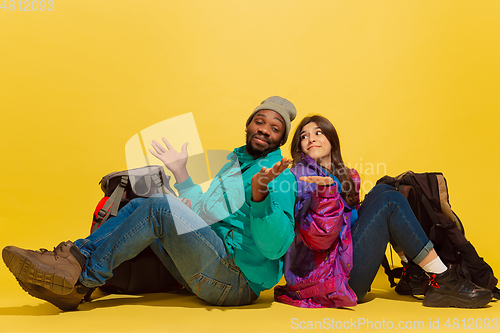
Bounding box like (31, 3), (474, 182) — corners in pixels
(251, 157), (291, 202)
(149, 138), (189, 184)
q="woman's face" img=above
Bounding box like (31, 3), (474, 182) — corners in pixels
(299, 122), (332, 168)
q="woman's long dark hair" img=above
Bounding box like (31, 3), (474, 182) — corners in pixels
(290, 115), (359, 207)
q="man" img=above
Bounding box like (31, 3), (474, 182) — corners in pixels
(2, 96), (298, 311)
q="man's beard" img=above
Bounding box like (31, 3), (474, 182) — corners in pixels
(245, 133), (281, 159)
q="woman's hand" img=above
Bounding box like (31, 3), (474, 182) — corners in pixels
(299, 176), (334, 186)
(251, 157), (291, 202)
(149, 138), (189, 183)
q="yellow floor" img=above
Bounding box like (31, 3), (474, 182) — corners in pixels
(0, 267), (497, 333)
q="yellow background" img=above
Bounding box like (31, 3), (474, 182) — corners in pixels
(1, 1), (499, 332)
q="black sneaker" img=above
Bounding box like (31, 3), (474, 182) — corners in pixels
(395, 261), (429, 296)
(423, 265), (493, 308)
(16, 278), (90, 311)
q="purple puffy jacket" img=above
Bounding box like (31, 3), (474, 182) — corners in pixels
(274, 155), (359, 308)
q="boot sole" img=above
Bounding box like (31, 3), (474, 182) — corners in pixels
(16, 279), (84, 311)
(423, 291), (493, 308)
(2, 248), (74, 295)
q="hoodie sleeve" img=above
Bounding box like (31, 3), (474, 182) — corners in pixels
(249, 170), (297, 260)
(174, 177), (204, 213)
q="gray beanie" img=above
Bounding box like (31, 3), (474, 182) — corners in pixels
(246, 96), (297, 144)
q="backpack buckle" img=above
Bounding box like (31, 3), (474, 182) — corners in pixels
(151, 174), (162, 187)
(435, 223), (457, 230)
(120, 176), (128, 188)
(97, 208), (107, 219)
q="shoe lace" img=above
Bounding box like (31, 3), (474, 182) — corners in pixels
(431, 265), (480, 290)
(38, 244), (64, 259)
(429, 274), (440, 288)
(400, 263), (409, 278)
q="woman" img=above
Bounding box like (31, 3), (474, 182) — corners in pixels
(274, 115), (492, 308)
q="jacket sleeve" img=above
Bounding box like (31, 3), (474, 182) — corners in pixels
(249, 171), (296, 260)
(297, 181), (346, 251)
(174, 177), (204, 213)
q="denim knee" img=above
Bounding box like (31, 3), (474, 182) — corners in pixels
(148, 193), (176, 210)
(373, 183), (393, 192)
(150, 193), (174, 200)
(371, 187), (407, 205)
(359, 184), (394, 212)
(365, 184), (394, 200)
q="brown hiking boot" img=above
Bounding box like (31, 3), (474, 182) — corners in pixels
(2, 241), (86, 295)
(17, 278), (90, 311)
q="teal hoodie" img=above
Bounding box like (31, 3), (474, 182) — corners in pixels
(174, 145), (296, 295)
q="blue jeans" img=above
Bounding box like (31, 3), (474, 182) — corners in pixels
(74, 194), (256, 306)
(347, 184), (433, 301)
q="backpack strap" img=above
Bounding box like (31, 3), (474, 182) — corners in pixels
(93, 175), (128, 231)
(150, 173), (163, 191)
(436, 174), (463, 232)
(493, 287), (500, 300)
(108, 175), (128, 217)
(159, 173), (178, 196)
(381, 255), (399, 287)
(400, 174), (456, 242)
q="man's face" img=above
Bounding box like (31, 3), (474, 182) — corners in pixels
(245, 109), (285, 158)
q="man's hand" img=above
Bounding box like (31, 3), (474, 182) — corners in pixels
(149, 138), (189, 184)
(299, 176), (334, 186)
(251, 157), (291, 202)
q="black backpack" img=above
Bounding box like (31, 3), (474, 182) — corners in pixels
(377, 171), (499, 299)
(86, 166), (186, 299)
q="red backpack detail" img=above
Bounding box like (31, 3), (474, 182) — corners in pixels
(91, 197), (111, 233)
